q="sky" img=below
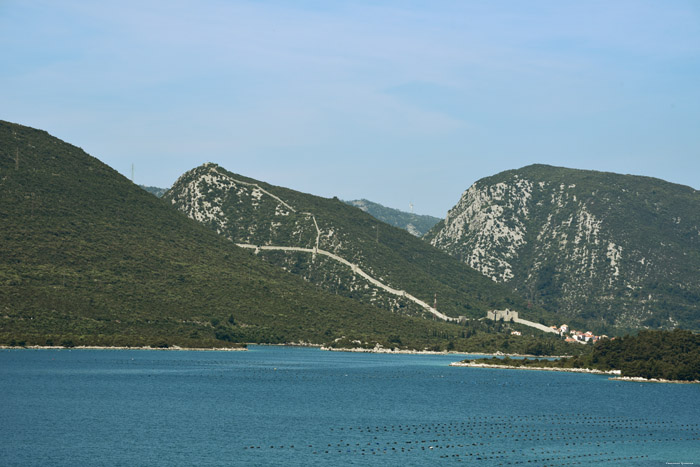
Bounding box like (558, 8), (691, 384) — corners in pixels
(1, 1), (699, 217)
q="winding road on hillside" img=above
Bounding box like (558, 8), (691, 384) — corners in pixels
(230, 177), (565, 334)
(236, 243), (456, 322)
(228, 177), (456, 322)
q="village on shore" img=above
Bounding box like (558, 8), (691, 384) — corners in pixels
(486, 310), (608, 344)
(548, 324), (608, 344)
(509, 323), (609, 344)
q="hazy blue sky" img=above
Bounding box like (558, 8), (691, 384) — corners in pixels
(2, 1), (699, 216)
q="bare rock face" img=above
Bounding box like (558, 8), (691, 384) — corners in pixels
(426, 164), (700, 331)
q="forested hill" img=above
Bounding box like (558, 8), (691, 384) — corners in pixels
(580, 329), (700, 381)
(471, 330), (700, 382)
(165, 163), (555, 325)
(1, 120), (545, 351)
(345, 199), (440, 237)
(427, 164), (700, 333)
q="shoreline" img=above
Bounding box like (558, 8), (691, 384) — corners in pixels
(449, 361), (620, 375)
(450, 362), (700, 384)
(321, 346), (468, 356)
(609, 376), (700, 384)
(4, 345), (695, 383)
(322, 346), (572, 358)
(0, 345), (247, 351)
(1, 343), (570, 359)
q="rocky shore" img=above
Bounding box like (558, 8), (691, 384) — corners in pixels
(609, 376), (699, 384)
(449, 361), (621, 376)
(450, 362), (700, 384)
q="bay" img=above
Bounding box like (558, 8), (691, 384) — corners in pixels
(1, 346), (698, 466)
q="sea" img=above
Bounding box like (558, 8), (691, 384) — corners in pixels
(1, 345), (698, 466)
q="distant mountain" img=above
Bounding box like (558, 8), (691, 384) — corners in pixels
(139, 185), (167, 197)
(1, 120), (517, 351)
(345, 199), (440, 236)
(164, 163), (556, 326)
(426, 164), (700, 332)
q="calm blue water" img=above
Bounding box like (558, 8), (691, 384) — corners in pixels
(1, 346), (698, 466)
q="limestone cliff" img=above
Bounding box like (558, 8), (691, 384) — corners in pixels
(426, 164), (700, 331)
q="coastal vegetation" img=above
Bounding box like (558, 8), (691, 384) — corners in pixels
(465, 329), (700, 381)
(324, 318), (585, 356)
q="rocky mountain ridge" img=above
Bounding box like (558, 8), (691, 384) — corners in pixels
(426, 164), (700, 331)
(165, 163), (548, 323)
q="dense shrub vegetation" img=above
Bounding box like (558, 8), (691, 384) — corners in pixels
(469, 330), (700, 381)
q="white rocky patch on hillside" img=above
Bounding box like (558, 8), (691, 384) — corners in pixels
(251, 187), (263, 205)
(606, 242), (623, 284)
(406, 223), (420, 237)
(431, 178), (532, 282)
(169, 164), (235, 234)
(275, 204), (291, 216)
(432, 177), (618, 289)
(567, 206), (604, 278)
(574, 206), (601, 246)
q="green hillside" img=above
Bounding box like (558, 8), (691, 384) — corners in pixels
(164, 164), (557, 325)
(344, 199), (440, 236)
(427, 164), (700, 333)
(0, 121), (577, 354)
(469, 329), (700, 382)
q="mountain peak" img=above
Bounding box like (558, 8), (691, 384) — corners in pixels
(429, 165), (700, 332)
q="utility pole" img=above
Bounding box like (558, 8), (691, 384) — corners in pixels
(131, 163), (134, 182)
(12, 129), (19, 170)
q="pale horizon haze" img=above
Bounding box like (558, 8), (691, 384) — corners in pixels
(2, 1), (699, 217)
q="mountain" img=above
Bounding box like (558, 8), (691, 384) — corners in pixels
(139, 185), (167, 197)
(344, 199), (440, 236)
(1, 121), (577, 354)
(425, 164), (700, 332)
(164, 163), (554, 325)
(0, 121), (483, 350)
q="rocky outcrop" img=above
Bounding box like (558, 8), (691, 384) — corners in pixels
(427, 164), (700, 331)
